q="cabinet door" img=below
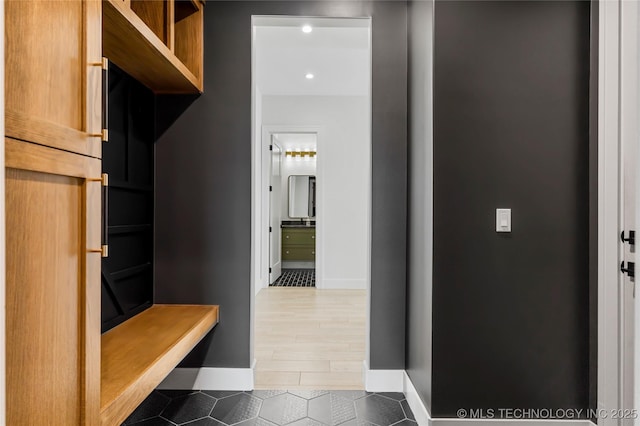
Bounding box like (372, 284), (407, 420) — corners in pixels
(5, 138), (102, 426)
(5, 0), (102, 158)
(282, 247), (316, 261)
(282, 228), (316, 245)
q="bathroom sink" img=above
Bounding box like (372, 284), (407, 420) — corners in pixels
(281, 220), (316, 228)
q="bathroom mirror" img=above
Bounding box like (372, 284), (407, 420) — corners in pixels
(288, 175), (316, 218)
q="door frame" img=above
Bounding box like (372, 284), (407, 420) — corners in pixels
(619, 0), (640, 420)
(261, 126), (323, 291)
(250, 15), (373, 384)
(598, 0), (632, 423)
(268, 139), (283, 285)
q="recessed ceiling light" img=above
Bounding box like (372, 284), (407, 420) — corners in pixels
(302, 25), (313, 33)
(305, 73), (314, 80)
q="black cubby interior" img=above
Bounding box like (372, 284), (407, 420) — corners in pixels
(101, 63), (155, 333)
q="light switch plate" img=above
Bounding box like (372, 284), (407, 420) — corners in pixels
(496, 208), (511, 233)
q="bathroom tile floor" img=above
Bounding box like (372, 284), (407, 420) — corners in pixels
(270, 269), (316, 287)
(122, 389), (417, 426)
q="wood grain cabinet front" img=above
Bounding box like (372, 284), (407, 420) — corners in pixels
(6, 138), (102, 426)
(5, 0), (103, 158)
(5, 1), (103, 424)
(282, 228), (316, 261)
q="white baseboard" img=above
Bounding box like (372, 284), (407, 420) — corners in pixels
(403, 371), (431, 426)
(158, 362), (256, 391)
(362, 361), (404, 392)
(321, 279), (366, 290)
(402, 372), (595, 426)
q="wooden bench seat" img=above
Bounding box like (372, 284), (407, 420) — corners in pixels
(101, 304), (219, 426)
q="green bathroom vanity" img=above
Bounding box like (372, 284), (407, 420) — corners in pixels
(282, 226), (316, 261)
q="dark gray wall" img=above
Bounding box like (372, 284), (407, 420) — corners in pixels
(406, 0), (433, 412)
(155, 1), (407, 369)
(431, 1), (593, 417)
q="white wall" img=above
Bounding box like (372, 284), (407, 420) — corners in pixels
(263, 95), (369, 289)
(253, 86), (263, 296)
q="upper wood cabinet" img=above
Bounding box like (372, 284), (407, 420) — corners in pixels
(5, 0), (103, 159)
(103, 0), (204, 93)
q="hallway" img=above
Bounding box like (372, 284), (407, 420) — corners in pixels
(255, 289), (366, 389)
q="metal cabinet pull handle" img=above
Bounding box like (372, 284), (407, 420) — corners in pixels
(87, 173), (109, 258)
(88, 57), (109, 141)
(88, 246), (108, 257)
(103, 174), (109, 257)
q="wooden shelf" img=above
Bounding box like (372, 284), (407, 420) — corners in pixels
(175, 0), (199, 22)
(103, 0), (203, 93)
(108, 224), (153, 235)
(101, 304), (219, 426)
(110, 180), (153, 192)
(110, 262), (151, 280)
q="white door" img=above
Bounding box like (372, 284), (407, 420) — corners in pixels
(269, 140), (282, 284)
(621, 2), (639, 423)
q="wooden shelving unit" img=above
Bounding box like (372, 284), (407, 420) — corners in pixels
(99, 3), (212, 424)
(6, 1), (212, 424)
(103, 0), (204, 93)
(101, 305), (219, 426)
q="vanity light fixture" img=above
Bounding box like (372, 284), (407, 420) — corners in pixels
(305, 73), (314, 80)
(302, 25), (313, 33)
(286, 151), (317, 158)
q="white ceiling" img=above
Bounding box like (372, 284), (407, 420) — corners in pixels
(255, 18), (371, 96)
(273, 133), (317, 151)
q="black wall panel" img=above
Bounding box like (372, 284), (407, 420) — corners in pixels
(101, 64), (156, 332)
(431, 1), (594, 416)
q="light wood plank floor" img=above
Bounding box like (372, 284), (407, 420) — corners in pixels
(255, 288), (366, 389)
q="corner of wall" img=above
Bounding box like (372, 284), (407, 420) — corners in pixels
(362, 361), (405, 392)
(406, 0), (434, 414)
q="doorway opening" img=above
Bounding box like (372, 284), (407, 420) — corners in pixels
(268, 133), (318, 287)
(251, 16), (372, 389)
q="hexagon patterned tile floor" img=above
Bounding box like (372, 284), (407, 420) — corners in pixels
(122, 390), (416, 426)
